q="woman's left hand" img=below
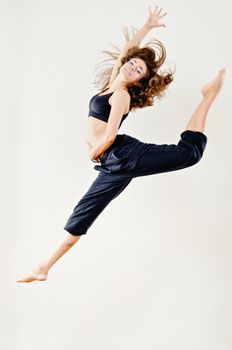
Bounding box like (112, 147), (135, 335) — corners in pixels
(145, 5), (167, 29)
(85, 140), (100, 162)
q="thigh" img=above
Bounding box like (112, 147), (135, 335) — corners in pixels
(129, 130), (208, 178)
(94, 130), (207, 179)
(129, 142), (190, 177)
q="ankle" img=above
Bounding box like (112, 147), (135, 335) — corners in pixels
(37, 263), (49, 274)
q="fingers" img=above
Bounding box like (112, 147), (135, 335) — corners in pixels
(160, 12), (167, 18)
(152, 5), (167, 17)
(159, 12), (167, 18)
(153, 5), (160, 14)
(85, 140), (93, 149)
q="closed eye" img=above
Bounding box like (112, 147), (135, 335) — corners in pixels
(130, 61), (142, 74)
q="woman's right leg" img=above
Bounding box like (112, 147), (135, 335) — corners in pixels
(17, 233), (81, 283)
(17, 172), (132, 283)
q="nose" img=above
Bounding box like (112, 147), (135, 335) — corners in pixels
(128, 63), (136, 72)
(129, 65), (135, 72)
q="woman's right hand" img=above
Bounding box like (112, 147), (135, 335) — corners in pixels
(145, 5), (167, 29)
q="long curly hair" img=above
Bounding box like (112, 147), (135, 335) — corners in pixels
(93, 25), (176, 111)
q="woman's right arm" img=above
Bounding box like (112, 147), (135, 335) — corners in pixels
(124, 23), (151, 49)
(108, 23), (151, 85)
(109, 6), (167, 85)
(126, 6), (167, 48)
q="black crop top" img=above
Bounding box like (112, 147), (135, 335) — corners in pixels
(88, 89), (129, 129)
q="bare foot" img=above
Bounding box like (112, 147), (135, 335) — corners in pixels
(202, 69), (226, 98)
(17, 266), (48, 283)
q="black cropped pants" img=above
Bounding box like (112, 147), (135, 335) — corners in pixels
(63, 130), (207, 235)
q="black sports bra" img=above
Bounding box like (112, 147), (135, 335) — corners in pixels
(88, 89), (129, 129)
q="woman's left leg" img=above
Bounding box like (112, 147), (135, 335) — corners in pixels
(185, 68), (225, 133)
(128, 69), (225, 179)
(128, 129), (207, 179)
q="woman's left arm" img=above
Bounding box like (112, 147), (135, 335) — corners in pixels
(87, 138), (115, 163)
(90, 140), (114, 162)
(87, 90), (130, 162)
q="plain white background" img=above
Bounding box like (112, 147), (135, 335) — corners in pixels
(1, 0), (231, 349)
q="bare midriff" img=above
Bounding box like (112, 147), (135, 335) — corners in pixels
(87, 90), (129, 155)
(87, 117), (109, 147)
(87, 91), (113, 148)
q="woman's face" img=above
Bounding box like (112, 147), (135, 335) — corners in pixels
(121, 57), (147, 83)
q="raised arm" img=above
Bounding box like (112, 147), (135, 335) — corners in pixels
(123, 6), (167, 49)
(109, 6), (167, 85)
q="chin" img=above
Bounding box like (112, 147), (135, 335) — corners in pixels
(120, 73), (130, 82)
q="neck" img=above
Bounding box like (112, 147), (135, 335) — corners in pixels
(108, 76), (128, 91)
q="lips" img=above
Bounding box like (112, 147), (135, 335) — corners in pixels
(124, 67), (132, 76)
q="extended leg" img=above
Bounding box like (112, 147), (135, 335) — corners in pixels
(185, 69), (226, 132)
(17, 173), (132, 283)
(63, 172), (132, 235)
(17, 233), (81, 283)
(128, 129), (207, 178)
(128, 69), (226, 179)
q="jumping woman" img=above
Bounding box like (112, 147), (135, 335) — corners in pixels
(17, 5), (225, 283)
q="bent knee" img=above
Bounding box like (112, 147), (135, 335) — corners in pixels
(179, 130), (208, 166)
(186, 148), (203, 167)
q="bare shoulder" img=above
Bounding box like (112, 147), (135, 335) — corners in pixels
(111, 89), (130, 103)
(109, 89), (130, 114)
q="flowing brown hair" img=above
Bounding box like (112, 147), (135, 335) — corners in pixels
(93, 25), (176, 111)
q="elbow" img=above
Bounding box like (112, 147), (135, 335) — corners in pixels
(106, 138), (115, 143)
(105, 135), (116, 143)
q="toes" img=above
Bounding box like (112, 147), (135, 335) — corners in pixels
(17, 279), (31, 283)
(17, 275), (47, 283)
(17, 276), (34, 283)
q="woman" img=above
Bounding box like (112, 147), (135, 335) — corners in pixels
(17, 6), (225, 283)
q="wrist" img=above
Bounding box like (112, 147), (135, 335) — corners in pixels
(144, 22), (152, 30)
